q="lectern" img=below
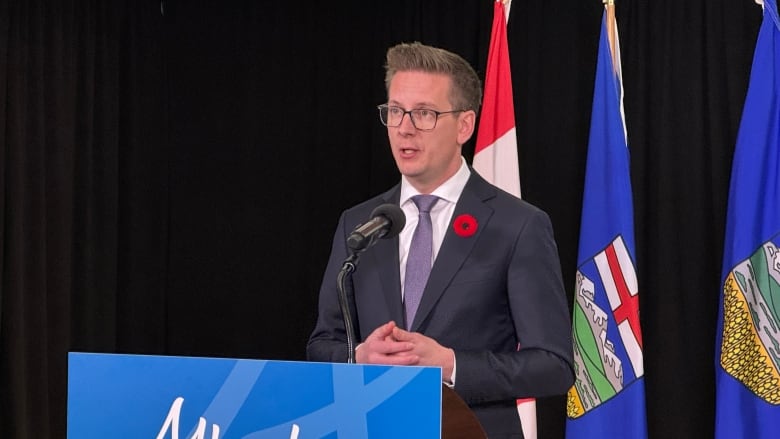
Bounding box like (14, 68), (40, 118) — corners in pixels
(67, 353), (485, 438)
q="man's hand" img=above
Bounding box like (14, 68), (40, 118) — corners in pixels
(356, 322), (456, 383)
(391, 326), (455, 383)
(355, 321), (418, 365)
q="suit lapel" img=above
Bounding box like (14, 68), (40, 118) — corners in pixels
(362, 186), (405, 327)
(409, 173), (497, 331)
(371, 237), (405, 325)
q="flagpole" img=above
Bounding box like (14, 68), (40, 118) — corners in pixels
(474, 1), (533, 437)
(493, 4), (537, 438)
(604, 0), (618, 74)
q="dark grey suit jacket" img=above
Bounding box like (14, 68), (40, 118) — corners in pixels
(307, 171), (574, 438)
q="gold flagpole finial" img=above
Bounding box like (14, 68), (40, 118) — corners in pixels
(602, 0), (615, 5)
(500, 0), (512, 24)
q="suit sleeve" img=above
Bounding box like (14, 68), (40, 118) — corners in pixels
(453, 208), (575, 404)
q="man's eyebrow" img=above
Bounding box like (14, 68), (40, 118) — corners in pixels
(387, 100), (440, 109)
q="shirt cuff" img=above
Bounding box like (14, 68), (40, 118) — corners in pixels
(444, 351), (456, 388)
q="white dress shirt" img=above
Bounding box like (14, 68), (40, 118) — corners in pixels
(397, 158), (470, 387)
(398, 157), (471, 299)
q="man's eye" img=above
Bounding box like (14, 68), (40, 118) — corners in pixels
(416, 110), (434, 118)
(388, 107), (404, 116)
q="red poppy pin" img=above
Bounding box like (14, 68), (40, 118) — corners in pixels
(453, 214), (478, 238)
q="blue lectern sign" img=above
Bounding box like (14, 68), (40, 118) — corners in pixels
(67, 353), (442, 438)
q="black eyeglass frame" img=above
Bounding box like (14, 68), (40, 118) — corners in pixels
(377, 104), (465, 131)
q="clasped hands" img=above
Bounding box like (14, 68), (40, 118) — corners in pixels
(355, 321), (455, 383)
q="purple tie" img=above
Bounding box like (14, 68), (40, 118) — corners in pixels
(404, 195), (439, 329)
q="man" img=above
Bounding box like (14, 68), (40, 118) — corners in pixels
(307, 41), (574, 438)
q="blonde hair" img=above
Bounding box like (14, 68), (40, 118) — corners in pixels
(384, 42), (482, 115)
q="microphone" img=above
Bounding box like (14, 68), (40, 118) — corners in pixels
(347, 203), (406, 252)
(339, 203), (405, 362)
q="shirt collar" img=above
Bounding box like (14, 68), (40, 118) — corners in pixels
(400, 156), (471, 206)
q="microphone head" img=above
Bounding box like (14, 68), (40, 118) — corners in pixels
(346, 203), (406, 253)
(370, 203), (406, 239)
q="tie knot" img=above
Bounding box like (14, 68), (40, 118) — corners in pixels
(412, 194), (439, 214)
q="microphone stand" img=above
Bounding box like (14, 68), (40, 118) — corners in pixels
(337, 204), (404, 364)
(337, 252), (360, 364)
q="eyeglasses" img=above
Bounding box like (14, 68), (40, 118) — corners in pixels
(377, 104), (464, 131)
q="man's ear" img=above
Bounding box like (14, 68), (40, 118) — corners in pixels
(457, 110), (477, 145)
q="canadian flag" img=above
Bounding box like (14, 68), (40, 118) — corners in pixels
(473, 0), (521, 199)
(473, 1), (535, 438)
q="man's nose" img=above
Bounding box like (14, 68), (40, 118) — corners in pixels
(398, 112), (417, 134)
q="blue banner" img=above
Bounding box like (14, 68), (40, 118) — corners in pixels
(68, 353), (442, 438)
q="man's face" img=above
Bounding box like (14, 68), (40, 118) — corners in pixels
(386, 70), (475, 194)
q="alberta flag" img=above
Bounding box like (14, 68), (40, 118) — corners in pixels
(565, 5), (648, 439)
(714, 1), (780, 438)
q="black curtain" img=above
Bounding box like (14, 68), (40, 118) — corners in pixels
(0, 0), (762, 438)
